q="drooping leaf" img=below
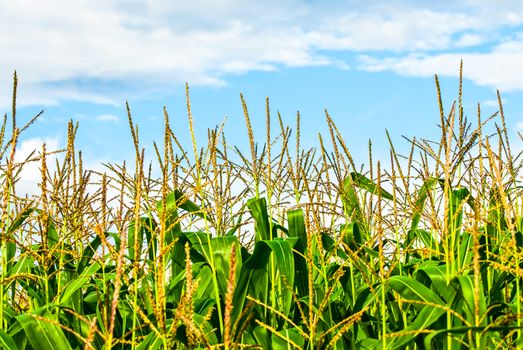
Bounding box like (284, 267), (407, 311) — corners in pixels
(407, 229), (438, 251)
(6, 207), (34, 235)
(77, 235), (102, 274)
(58, 262), (101, 305)
(450, 275), (486, 327)
(342, 222), (363, 249)
(416, 264), (453, 302)
(387, 304), (446, 349)
(424, 326), (523, 349)
(0, 330), (19, 350)
(349, 172), (393, 201)
(128, 216), (158, 263)
(247, 197), (272, 242)
(341, 176), (367, 238)
(188, 234), (241, 296)
(252, 326), (271, 349)
(389, 276), (445, 309)
(14, 311), (72, 350)
(5, 207), (35, 270)
(271, 328), (305, 349)
(387, 276), (447, 349)
(232, 238), (295, 324)
(409, 177), (442, 234)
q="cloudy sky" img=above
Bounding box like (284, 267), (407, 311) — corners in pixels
(3, 0), (523, 177)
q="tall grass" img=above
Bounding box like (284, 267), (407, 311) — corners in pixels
(1, 66), (523, 349)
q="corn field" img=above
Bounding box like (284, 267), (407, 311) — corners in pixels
(1, 66), (523, 349)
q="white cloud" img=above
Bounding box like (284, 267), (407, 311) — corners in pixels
(12, 136), (114, 197)
(96, 114), (120, 123)
(13, 137), (61, 196)
(358, 39), (523, 91)
(309, 8), (478, 52)
(482, 98), (507, 108)
(454, 33), (486, 48)
(1, 0), (523, 107)
(14, 137), (60, 164)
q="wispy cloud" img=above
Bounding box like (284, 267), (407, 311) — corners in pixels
(13, 136), (115, 196)
(96, 114), (120, 123)
(454, 33), (487, 48)
(14, 137), (60, 196)
(482, 98), (506, 108)
(1, 0), (523, 107)
(358, 38), (523, 92)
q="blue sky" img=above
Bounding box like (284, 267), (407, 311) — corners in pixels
(3, 0), (523, 186)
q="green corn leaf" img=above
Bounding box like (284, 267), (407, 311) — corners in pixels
(167, 261), (203, 301)
(388, 276), (445, 308)
(193, 265), (215, 301)
(387, 276), (447, 349)
(5, 207), (35, 270)
(172, 189), (203, 216)
(447, 187), (470, 251)
(4, 255), (34, 288)
(168, 231), (208, 282)
(45, 220), (60, 250)
(416, 265), (454, 302)
(490, 270), (513, 301)
(226, 212), (244, 236)
(158, 190), (204, 220)
(357, 338), (381, 350)
(353, 284), (382, 312)
(342, 222), (363, 249)
(18, 279), (44, 307)
(232, 238), (295, 323)
(253, 326), (271, 349)
(77, 235), (101, 274)
(168, 232), (241, 305)
(341, 176), (365, 231)
(340, 172), (392, 242)
(262, 238), (296, 315)
(0, 330), (19, 350)
(193, 313), (219, 345)
(5, 240), (16, 273)
(58, 262), (101, 305)
(247, 197), (272, 242)
(136, 332), (164, 350)
(6, 207), (34, 235)
(424, 326), (523, 349)
(449, 275), (486, 326)
(322, 231), (349, 260)
(349, 172), (393, 200)
(287, 208), (308, 296)
(457, 231), (473, 271)
(409, 177), (442, 233)
(14, 311), (72, 350)
(127, 218), (144, 262)
(194, 297), (216, 317)
(407, 229), (438, 251)
(271, 328), (305, 349)
(388, 304), (446, 349)
(128, 216), (158, 263)
(189, 234), (241, 296)
(515, 230), (523, 248)
(157, 190), (204, 248)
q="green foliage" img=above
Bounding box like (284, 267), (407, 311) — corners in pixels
(1, 70), (522, 349)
